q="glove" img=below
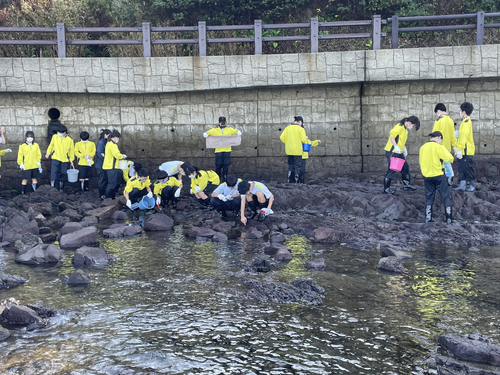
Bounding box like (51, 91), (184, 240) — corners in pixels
(190, 189), (193, 194)
(218, 194), (227, 202)
(456, 150), (463, 159)
(393, 145), (401, 154)
(147, 191), (153, 198)
(452, 146), (457, 154)
(5, 149), (11, 153)
(174, 188), (181, 198)
(121, 154), (127, 159)
(38, 167), (42, 173)
(237, 130), (242, 136)
(87, 160), (92, 166)
(101, 153), (105, 157)
(203, 132), (208, 138)
(37, 162), (41, 167)
(20, 164), (25, 170)
(126, 200), (132, 209)
(156, 197), (161, 206)
(403, 147), (408, 157)
(194, 186), (201, 193)
(225, 195), (232, 201)
(454, 130), (459, 139)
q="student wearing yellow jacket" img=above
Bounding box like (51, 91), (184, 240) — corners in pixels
(102, 130), (127, 199)
(17, 131), (40, 194)
(280, 116), (308, 183)
(182, 162), (220, 211)
(419, 131), (454, 223)
(383, 116), (420, 194)
(124, 168), (152, 209)
(74, 131), (96, 193)
(203, 116), (240, 183)
(154, 169), (182, 209)
(45, 124), (74, 193)
(432, 103), (457, 186)
(454, 102), (476, 192)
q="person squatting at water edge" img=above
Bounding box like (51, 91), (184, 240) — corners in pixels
(158, 160), (185, 180)
(154, 169), (182, 209)
(280, 116), (308, 183)
(454, 102), (476, 192)
(45, 124), (75, 193)
(238, 180), (274, 225)
(102, 130), (127, 200)
(203, 117), (241, 183)
(17, 131), (39, 195)
(210, 175), (242, 219)
(432, 103), (457, 186)
(74, 131), (96, 193)
(124, 168), (153, 209)
(300, 119), (321, 184)
(182, 162), (220, 211)
(383, 116), (420, 194)
(419, 131), (454, 224)
(96, 129), (111, 199)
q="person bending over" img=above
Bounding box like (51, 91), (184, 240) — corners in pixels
(182, 162), (220, 211)
(238, 180), (274, 225)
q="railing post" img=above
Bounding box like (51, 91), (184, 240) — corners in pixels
(254, 19), (262, 55)
(311, 17), (318, 53)
(372, 15), (381, 50)
(142, 22), (151, 57)
(198, 21), (206, 56)
(391, 16), (399, 49)
(57, 22), (66, 58)
(476, 11), (484, 45)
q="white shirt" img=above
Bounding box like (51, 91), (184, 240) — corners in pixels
(159, 161), (184, 176)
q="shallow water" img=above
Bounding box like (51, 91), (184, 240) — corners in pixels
(1, 225), (500, 374)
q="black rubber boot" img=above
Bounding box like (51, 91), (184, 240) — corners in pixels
(21, 185), (27, 195)
(402, 174), (417, 191)
(383, 178), (394, 194)
(171, 199), (177, 209)
(465, 180), (476, 192)
(445, 207), (453, 224)
(84, 180), (90, 191)
(202, 199), (213, 211)
(59, 181), (64, 193)
(222, 167), (228, 183)
(425, 205), (434, 223)
(232, 210), (239, 218)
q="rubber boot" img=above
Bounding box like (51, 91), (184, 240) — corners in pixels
(215, 167), (222, 182)
(232, 210), (239, 218)
(80, 181), (85, 193)
(59, 181), (64, 193)
(84, 180), (90, 191)
(171, 198), (177, 209)
(287, 171), (293, 183)
(425, 205), (433, 223)
(465, 180), (476, 192)
(51, 181), (55, 187)
(299, 171), (305, 184)
(295, 174), (300, 183)
(447, 176), (453, 186)
(21, 185), (27, 195)
(445, 207), (453, 224)
(222, 167), (228, 183)
(402, 175), (417, 191)
(383, 178), (394, 194)
(32, 183), (37, 192)
(453, 180), (466, 192)
(202, 198), (213, 212)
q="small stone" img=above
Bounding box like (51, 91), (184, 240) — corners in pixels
(275, 247), (292, 261)
(378, 256), (405, 273)
(305, 258), (325, 270)
(66, 269), (91, 285)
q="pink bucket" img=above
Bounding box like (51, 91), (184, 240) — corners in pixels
(389, 156), (405, 172)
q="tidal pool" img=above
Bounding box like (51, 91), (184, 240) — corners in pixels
(0, 225), (499, 374)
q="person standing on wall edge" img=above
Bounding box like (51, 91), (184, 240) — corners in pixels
(280, 116), (308, 183)
(454, 102), (476, 192)
(203, 117), (241, 183)
(419, 131), (454, 223)
(432, 103), (457, 186)
(383, 116), (420, 194)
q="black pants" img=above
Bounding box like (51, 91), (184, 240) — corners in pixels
(248, 195), (269, 212)
(384, 151), (409, 180)
(424, 175), (451, 208)
(129, 188), (148, 203)
(204, 183), (218, 196)
(105, 169), (122, 199)
(97, 167), (108, 196)
(287, 155), (302, 178)
(215, 152), (231, 181)
(299, 159), (307, 183)
(211, 196), (241, 213)
(160, 186), (178, 203)
(51, 160), (68, 183)
(457, 155), (475, 181)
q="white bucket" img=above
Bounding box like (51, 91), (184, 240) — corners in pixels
(119, 160), (129, 170)
(67, 167), (79, 183)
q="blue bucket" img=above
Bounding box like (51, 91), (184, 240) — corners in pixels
(138, 195), (155, 210)
(302, 143), (311, 152)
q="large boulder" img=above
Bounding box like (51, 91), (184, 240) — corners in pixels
(27, 202), (53, 216)
(30, 185), (62, 203)
(0, 274), (27, 290)
(84, 206), (118, 221)
(66, 269), (91, 285)
(15, 244), (64, 265)
(1, 304), (43, 325)
(111, 211), (129, 220)
(60, 227), (98, 249)
(20, 220), (40, 236)
(212, 232), (228, 242)
(14, 233), (43, 252)
(241, 278), (325, 305)
(438, 333), (500, 366)
(0, 327), (10, 341)
(305, 258), (326, 270)
(60, 209), (83, 222)
(378, 256), (405, 273)
(275, 247), (292, 261)
(143, 214), (174, 231)
(60, 222), (83, 236)
(47, 215), (70, 230)
(72, 246), (115, 267)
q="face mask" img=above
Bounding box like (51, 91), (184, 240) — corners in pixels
(57, 132), (65, 138)
(113, 139), (119, 144)
(139, 178), (147, 183)
(26, 137), (33, 142)
(82, 140), (88, 143)
(220, 124), (226, 128)
(189, 174), (195, 179)
(159, 179), (167, 184)
(460, 113), (463, 118)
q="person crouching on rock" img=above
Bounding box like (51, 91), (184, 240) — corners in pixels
(45, 124), (75, 193)
(74, 131), (96, 193)
(154, 169), (182, 209)
(182, 162), (220, 211)
(103, 130), (127, 200)
(210, 174), (242, 219)
(17, 131), (40, 194)
(124, 168), (153, 210)
(419, 131), (454, 223)
(238, 180), (274, 225)
(383, 116), (420, 194)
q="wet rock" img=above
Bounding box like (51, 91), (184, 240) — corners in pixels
(80, 202), (98, 211)
(40, 232), (57, 243)
(245, 258), (273, 273)
(0, 274), (27, 290)
(101, 199), (119, 207)
(111, 211), (129, 220)
(60, 227), (98, 249)
(33, 212), (47, 227)
(438, 333), (500, 367)
(263, 243), (287, 255)
(278, 223), (288, 230)
(282, 228), (294, 235)
(1, 304), (43, 326)
(60, 222), (83, 236)
(84, 205), (118, 221)
(378, 256), (405, 273)
(241, 278), (325, 305)
(176, 201), (189, 210)
(19, 220), (40, 236)
(15, 244), (64, 265)
(381, 247), (413, 259)
(30, 185), (62, 204)
(103, 224), (142, 238)
(248, 230), (263, 239)
(143, 214), (174, 231)
(82, 216), (98, 225)
(270, 232), (287, 244)
(311, 227), (339, 243)
(0, 326), (10, 341)
(60, 208), (83, 222)
(14, 233), (43, 252)
(431, 354), (500, 375)
(275, 247), (292, 261)
(28, 202), (53, 216)
(72, 246), (116, 268)
(212, 232), (228, 242)
(26, 304), (57, 318)
(47, 215), (70, 230)
(65, 269), (91, 286)
(212, 222), (232, 233)
(305, 258), (325, 270)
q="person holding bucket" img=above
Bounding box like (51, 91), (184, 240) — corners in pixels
(432, 103), (457, 186)
(45, 124), (75, 193)
(383, 116), (420, 194)
(280, 116), (308, 183)
(96, 129), (110, 199)
(74, 131), (96, 193)
(154, 169), (182, 209)
(103, 130), (127, 199)
(17, 131), (40, 194)
(124, 168), (153, 210)
(182, 162), (220, 211)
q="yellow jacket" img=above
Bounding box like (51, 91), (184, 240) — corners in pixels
(124, 176), (151, 194)
(432, 115), (457, 152)
(280, 124), (308, 156)
(457, 117), (475, 156)
(74, 141), (96, 166)
(191, 170), (220, 192)
(17, 143), (41, 170)
(206, 127), (239, 153)
(103, 141), (124, 170)
(46, 134), (75, 162)
(419, 141), (454, 178)
(302, 139), (319, 159)
(154, 177), (182, 195)
(384, 123), (408, 152)
(0, 149), (6, 167)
